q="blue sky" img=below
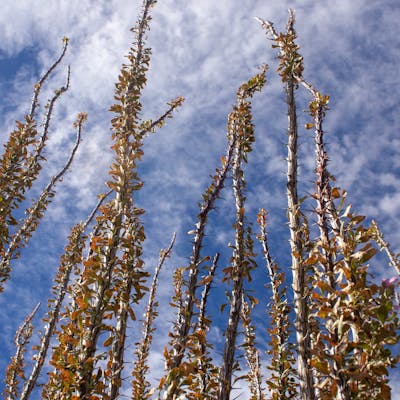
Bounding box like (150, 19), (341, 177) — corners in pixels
(0, 0), (399, 398)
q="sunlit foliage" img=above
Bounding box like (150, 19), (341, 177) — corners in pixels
(1, 2), (399, 400)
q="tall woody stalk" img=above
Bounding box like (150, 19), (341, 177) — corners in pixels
(0, 112), (86, 289)
(4, 304), (40, 400)
(162, 132), (233, 397)
(240, 293), (265, 400)
(301, 79), (351, 399)
(185, 253), (220, 399)
(257, 208), (297, 400)
(258, 10), (315, 400)
(301, 78), (398, 399)
(131, 233), (176, 399)
(218, 67), (266, 400)
(257, 11), (314, 399)
(163, 85), (241, 399)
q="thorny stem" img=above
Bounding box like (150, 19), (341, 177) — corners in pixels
(0, 39), (70, 278)
(164, 70), (267, 398)
(195, 253), (219, 396)
(286, 52), (315, 400)
(51, 2), (181, 397)
(132, 233), (176, 399)
(218, 68), (266, 398)
(29, 38), (69, 119)
(241, 294), (265, 400)
(301, 78), (351, 400)
(257, 11), (315, 400)
(166, 124), (237, 383)
(371, 219), (400, 276)
(257, 209), (296, 400)
(4, 303), (40, 400)
(165, 67), (265, 399)
(26, 66), (71, 175)
(197, 253), (219, 331)
(139, 97), (185, 137)
(72, 1), (156, 395)
(108, 215), (142, 400)
(218, 115), (247, 400)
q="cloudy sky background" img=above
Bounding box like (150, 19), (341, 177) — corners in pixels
(0, 0), (399, 398)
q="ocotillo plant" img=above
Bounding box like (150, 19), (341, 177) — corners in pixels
(257, 12), (315, 400)
(0, 38), (84, 292)
(1, 3), (399, 400)
(41, 1), (183, 398)
(161, 67), (266, 399)
(218, 68), (266, 400)
(132, 233), (176, 399)
(302, 79), (398, 400)
(257, 208), (297, 400)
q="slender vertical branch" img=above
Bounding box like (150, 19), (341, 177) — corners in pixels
(257, 209), (297, 400)
(4, 304), (40, 400)
(218, 68), (266, 400)
(187, 253), (219, 399)
(162, 67), (266, 400)
(131, 233), (176, 399)
(107, 207), (146, 400)
(29, 37), (69, 119)
(43, 1), (183, 398)
(371, 219), (400, 276)
(301, 78), (352, 400)
(197, 254), (219, 330)
(26, 65), (71, 176)
(257, 12), (314, 400)
(218, 115), (247, 400)
(163, 99), (239, 398)
(300, 74), (398, 400)
(240, 293), (265, 400)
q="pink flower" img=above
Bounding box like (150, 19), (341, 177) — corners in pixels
(382, 277), (398, 288)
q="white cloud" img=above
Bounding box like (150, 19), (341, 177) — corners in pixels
(0, 0), (399, 398)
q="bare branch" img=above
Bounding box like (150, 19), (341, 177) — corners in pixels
(26, 65), (71, 174)
(29, 37), (69, 119)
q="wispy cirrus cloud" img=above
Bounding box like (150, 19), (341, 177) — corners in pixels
(0, 0), (398, 398)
